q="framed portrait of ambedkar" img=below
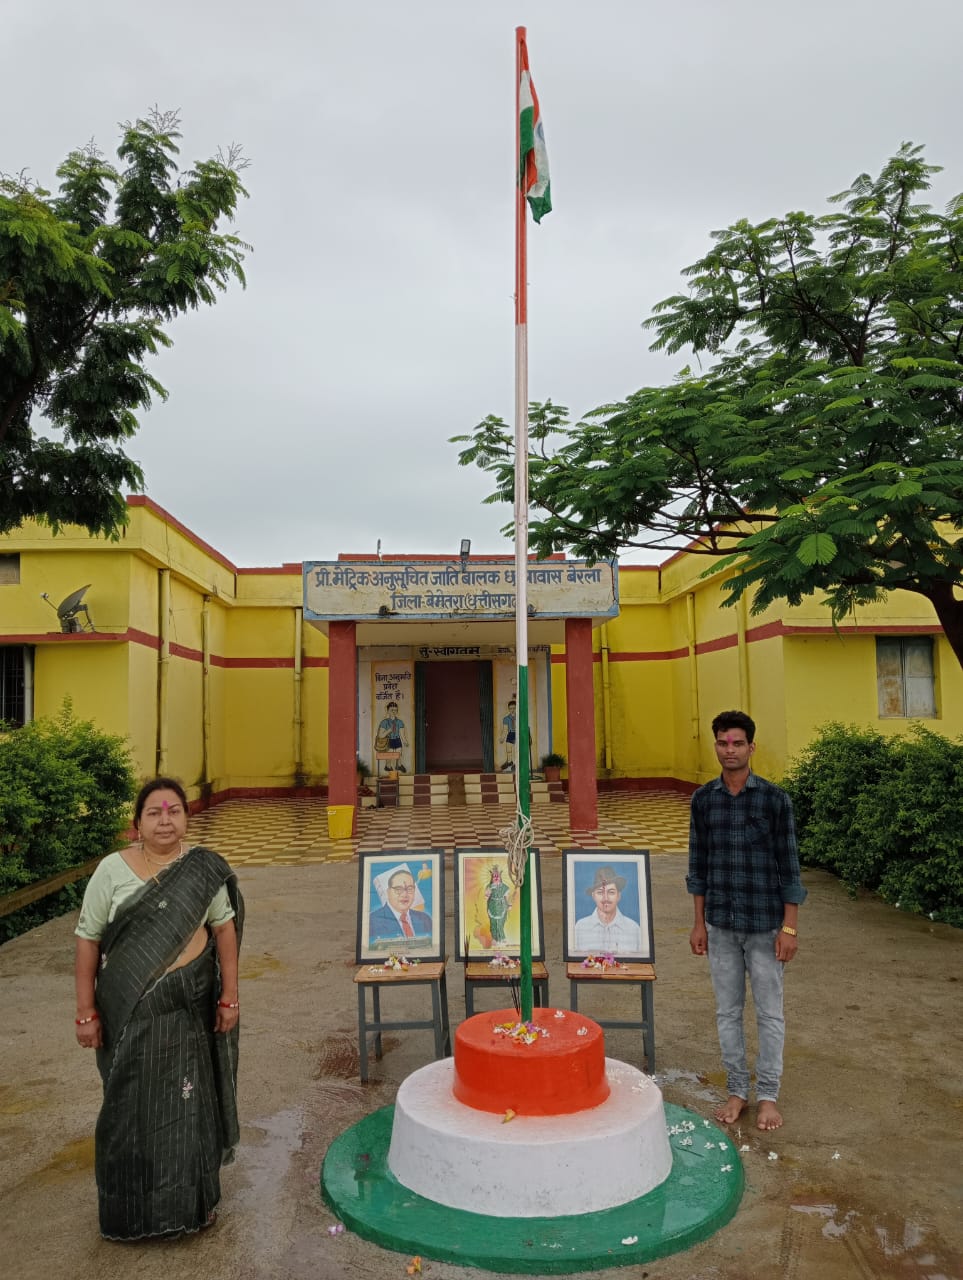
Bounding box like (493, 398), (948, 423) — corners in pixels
(562, 849), (654, 963)
(355, 849), (445, 964)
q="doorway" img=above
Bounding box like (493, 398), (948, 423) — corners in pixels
(420, 661), (491, 771)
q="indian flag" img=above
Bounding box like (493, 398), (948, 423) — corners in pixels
(518, 36), (551, 223)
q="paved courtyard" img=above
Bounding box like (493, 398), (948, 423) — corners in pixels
(185, 790), (694, 865)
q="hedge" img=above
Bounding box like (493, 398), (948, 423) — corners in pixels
(0, 703), (136, 943)
(782, 722), (963, 929)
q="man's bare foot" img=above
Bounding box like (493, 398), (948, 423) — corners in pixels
(713, 1095), (748, 1125)
(756, 1100), (783, 1130)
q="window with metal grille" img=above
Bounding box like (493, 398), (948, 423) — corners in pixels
(876, 637), (936, 718)
(0, 553), (20, 584)
(0, 646), (27, 727)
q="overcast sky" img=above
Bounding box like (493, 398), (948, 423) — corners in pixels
(7, 0), (962, 566)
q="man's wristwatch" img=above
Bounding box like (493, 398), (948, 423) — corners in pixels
(780, 925), (797, 936)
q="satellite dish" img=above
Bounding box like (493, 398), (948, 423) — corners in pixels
(56, 584), (94, 633)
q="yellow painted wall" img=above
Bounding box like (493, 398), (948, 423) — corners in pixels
(2, 503), (960, 797)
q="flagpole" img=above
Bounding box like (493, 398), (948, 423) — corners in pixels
(514, 24), (534, 1022)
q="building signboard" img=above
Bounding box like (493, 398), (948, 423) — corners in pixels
(303, 559), (618, 622)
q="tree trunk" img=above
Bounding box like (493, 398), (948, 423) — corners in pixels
(922, 582), (963, 674)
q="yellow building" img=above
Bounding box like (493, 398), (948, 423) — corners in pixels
(1, 497), (959, 820)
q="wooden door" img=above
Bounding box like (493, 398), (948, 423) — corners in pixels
(424, 662), (485, 770)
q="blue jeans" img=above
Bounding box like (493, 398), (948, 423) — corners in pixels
(707, 924), (784, 1102)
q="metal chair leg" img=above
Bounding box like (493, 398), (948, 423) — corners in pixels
(357, 985), (369, 1083)
(642, 981), (656, 1071)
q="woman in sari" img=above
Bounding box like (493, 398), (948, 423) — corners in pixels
(484, 864), (513, 945)
(74, 777), (243, 1240)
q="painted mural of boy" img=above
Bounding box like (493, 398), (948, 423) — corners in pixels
(375, 701), (409, 772)
(499, 699), (517, 772)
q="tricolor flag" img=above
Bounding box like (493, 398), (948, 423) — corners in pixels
(518, 36), (551, 223)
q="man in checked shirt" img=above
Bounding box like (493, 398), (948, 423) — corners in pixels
(687, 710), (807, 1131)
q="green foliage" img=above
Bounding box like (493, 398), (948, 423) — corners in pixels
(0, 108), (249, 536)
(0, 703), (136, 941)
(453, 144), (963, 669)
(540, 751), (566, 768)
(782, 723), (963, 927)
(781, 723), (892, 883)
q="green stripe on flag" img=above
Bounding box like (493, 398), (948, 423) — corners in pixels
(519, 69), (551, 223)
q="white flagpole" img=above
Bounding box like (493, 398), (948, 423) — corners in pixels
(514, 25), (533, 1020)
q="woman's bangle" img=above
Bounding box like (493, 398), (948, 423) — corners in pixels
(75, 1013), (99, 1025)
(217, 1000), (239, 1010)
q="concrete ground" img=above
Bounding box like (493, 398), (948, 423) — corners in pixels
(1, 803), (961, 1280)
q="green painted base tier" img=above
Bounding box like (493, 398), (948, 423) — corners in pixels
(320, 1102), (743, 1274)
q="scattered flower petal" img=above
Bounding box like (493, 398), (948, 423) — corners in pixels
(502, 1109), (516, 1124)
(740, 1144), (750, 1153)
(577, 1027), (588, 1037)
(721, 1164), (733, 1172)
(768, 1151), (779, 1162)
(327, 1223), (345, 1236)
(680, 1137), (693, 1147)
(493, 1019), (548, 1047)
(621, 1235), (638, 1245)
(718, 1141), (728, 1150)
(832, 1151), (841, 1161)
(704, 1141), (716, 1149)
(406, 1257), (423, 1275)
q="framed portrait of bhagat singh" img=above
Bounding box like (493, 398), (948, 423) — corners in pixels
(453, 847), (545, 962)
(561, 849), (654, 963)
(355, 849), (445, 964)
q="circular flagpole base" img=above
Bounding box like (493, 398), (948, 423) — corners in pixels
(320, 1102), (743, 1274)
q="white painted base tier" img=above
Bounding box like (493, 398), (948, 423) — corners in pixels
(387, 1057), (672, 1217)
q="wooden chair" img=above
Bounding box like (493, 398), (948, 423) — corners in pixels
(463, 961), (550, 1017)
(566, 961), (657, 1071)
(354, 960), (451, 1083)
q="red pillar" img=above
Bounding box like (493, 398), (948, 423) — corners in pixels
(327, 621), (358, 828)
(565, 617), (598, 831)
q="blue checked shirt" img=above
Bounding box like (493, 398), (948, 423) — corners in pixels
(686, 772), (807, 932)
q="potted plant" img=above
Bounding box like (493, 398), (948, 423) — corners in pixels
(356, 757), (370, 786)
(540, 751), (566, 783)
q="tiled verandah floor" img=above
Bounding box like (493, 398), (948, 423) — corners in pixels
(186, 790), (693, 865)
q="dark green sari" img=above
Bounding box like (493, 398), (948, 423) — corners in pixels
(93, 846), (243, 1240)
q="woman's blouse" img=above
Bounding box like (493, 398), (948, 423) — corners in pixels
(75, 849), (235, 941)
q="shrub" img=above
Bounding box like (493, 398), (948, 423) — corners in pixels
(781, 723), (890, 883)
(0, 703), (136, 942)
(869, 727), (963, 928)
(782, 722), (963, 928)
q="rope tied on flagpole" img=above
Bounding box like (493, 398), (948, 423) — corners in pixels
(499, 800), (534, 889)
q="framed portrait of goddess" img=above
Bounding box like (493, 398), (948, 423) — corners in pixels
(453, 847), (545, 962)
(561, 849), (654, 963)
(355, 849), (445, 964)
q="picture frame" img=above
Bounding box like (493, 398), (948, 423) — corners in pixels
(453, 846), (544, 962)
(355, 849), (445, 964)
(561, 849), (654, 963)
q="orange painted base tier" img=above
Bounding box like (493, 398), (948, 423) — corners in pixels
(452, 1009), (610, 1116)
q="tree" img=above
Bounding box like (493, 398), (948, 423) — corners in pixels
(0, 109), (248, 536)
(452, 144), (963, 668)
